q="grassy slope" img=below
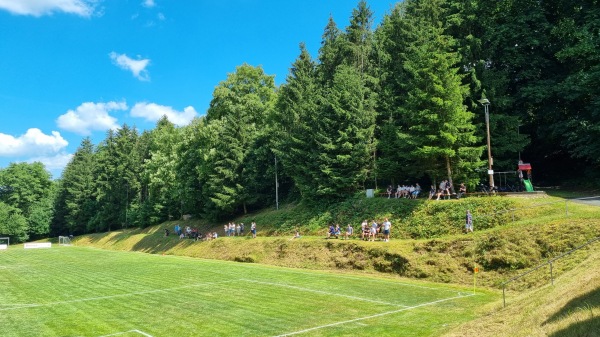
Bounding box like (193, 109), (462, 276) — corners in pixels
(442, 247), (600, 337)
(72, 194), (600, 336)
(75, 195), (599, 289)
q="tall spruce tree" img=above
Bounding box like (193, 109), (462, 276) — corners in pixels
(373, 4), (413, 184)
(203, 64), (277, 217)
(310, 64), (377, 200)
(398, 0), (483, 187)
(93, 125), (140, 231)
(53, 138), (97, 235)
(275, 43), (322, 200)
(545, 0), (600, 167)
(318, 16), (344, 85)
(143, 117), (182, 222)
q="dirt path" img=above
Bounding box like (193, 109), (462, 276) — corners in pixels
(571, 196), (600, 207)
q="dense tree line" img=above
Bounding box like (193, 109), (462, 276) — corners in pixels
(1, 0), (598, 240)
(0, 162), (56, 242)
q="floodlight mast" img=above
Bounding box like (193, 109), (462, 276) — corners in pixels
(479, 98), (495, 189)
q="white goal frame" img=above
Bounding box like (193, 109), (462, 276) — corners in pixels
(0, 237), (9, 250)
(58, 236), (72, 246)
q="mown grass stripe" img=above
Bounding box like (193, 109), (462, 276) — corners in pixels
(272, 293), (477, 336)
(0, 279), (238, 311)
(241, 278), (409, 307)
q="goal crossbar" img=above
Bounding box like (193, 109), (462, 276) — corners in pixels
(58, 236), (72, 246)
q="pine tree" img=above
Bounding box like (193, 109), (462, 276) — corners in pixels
(54, 138), (97, 235)
(202, 64), (277, 217)
(275, 43), (322, 200)
(93, 125), (140, 231)
(398, 0), (484, 187)
(312, 64), (377, 199)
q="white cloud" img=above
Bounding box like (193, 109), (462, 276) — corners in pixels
(131, 102), (197, 126)
(28, 152), (73, 171)
(57, 101), (127, 135)
(109, 52), (151, 81)
(0, 128), (68, 157)
(0, 0), (97, 17)
(142, 0), (155, 8)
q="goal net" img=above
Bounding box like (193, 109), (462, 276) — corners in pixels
(0, 237), (9, 250)
(58, 236), (72, 246)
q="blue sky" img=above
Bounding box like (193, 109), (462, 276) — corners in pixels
(0, 0), (394, 178)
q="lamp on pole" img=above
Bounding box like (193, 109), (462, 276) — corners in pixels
(479, 98), (495, 189)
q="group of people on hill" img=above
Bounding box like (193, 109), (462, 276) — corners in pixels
(166, 224), (214, 241)
(165, 208), (474, 244)
(429, 181), (467, 200)
(386, 183), (422, 199)
(361, 218), (392, 242)
(326, 218), (392, 242)
(224, 222), (244, 237)
(164, 222), (258, 242)
(224, 222), (257, 238)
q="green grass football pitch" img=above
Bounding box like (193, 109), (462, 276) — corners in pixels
(0, 246), (495, 337)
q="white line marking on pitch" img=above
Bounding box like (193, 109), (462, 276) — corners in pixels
(98, 329), (153, 337)
(271, 292), (476, 337)
(241, 279), (409, 308)
(0, 279), (238, 311)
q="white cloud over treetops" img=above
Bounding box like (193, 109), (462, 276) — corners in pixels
(56, 101), (127, 135)
(0, 128), (68, 157)
(131, 102), (198, 126)
(109, 52), (151, 81)
(0, 0), (97, 17)
(28, 152), (73, 172)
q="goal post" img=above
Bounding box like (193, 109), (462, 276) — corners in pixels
(58, 236), (72, 246)
(0, 237), (9, 250)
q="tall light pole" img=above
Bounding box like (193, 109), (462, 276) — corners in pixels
(275, 155), (279, 210)
(479, 98), (495, 189)
(517, 124), (522, 162)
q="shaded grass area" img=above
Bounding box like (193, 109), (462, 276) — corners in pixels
(0, 247), (494, 337)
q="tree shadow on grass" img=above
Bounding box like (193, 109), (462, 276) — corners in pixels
(544, 286), (600, 337)
(544, 287), (600, 325)
(549, 316), (600, 337)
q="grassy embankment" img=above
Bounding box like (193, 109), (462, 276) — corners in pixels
(75, 194), (600, 290)
(72, 193), (600, 336)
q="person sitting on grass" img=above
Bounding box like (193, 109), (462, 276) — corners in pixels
(457, 183), (467, 199)
(429, 185), (436, 200)
(327, 224), (340, 239)
(344, 224), (353, 240)
(412, 183), (422, 199)
(291, 229), (301, 240)
(361, 220), (368, 240)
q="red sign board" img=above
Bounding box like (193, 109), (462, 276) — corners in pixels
(518, 163), (532, 170)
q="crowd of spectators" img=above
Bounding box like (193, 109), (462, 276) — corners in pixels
(428, 181), (467, 200)
(167, 223), (218, 241)
(326, 218), (392, 242)
(386, 183), (422, 199)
